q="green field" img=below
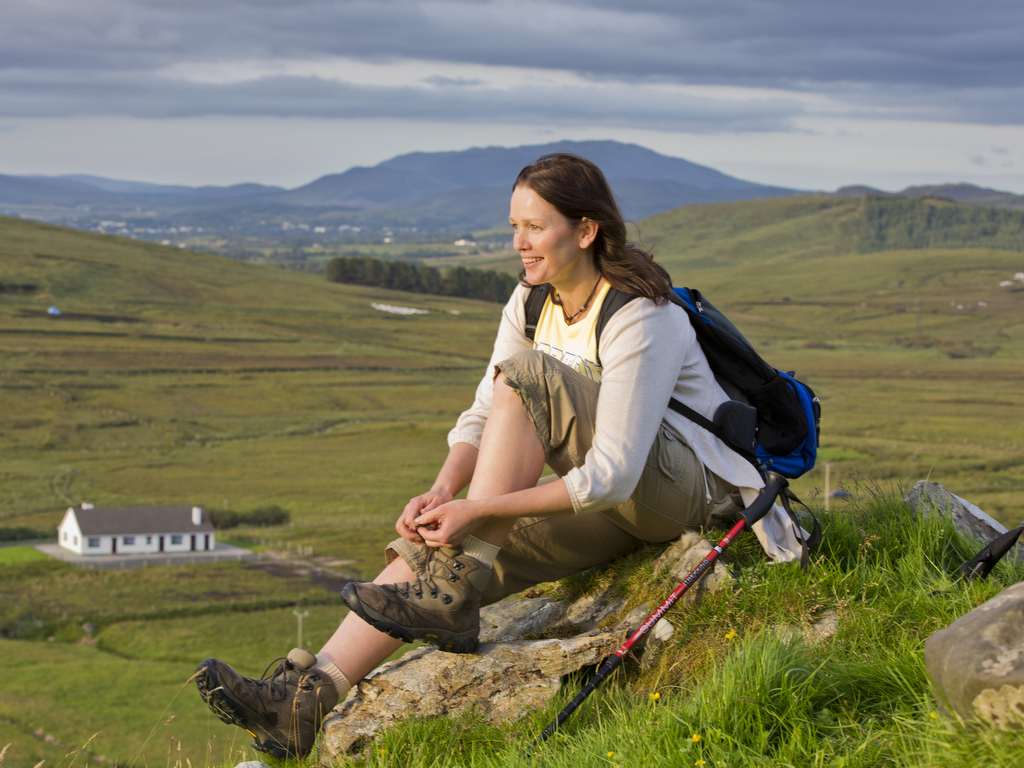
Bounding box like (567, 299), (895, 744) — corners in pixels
(0, 197), (1022, 767)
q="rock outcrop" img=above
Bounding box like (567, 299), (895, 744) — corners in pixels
(905, 481), (1020, 558)
(320, 631), (620, 758)
(320, 533), (734, 759)
(925, 581), (1024, 729)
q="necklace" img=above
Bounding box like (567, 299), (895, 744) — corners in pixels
(552, 275), (603, 324)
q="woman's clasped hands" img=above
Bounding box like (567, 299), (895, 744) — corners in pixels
(396, 488), (483, 548)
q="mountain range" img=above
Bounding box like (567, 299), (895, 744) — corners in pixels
(2, 140), (1022, 242)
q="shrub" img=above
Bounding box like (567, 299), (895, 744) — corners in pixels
(0, 526), (50, 542)
(208, 505), (290, 530)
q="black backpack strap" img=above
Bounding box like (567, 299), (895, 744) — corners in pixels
(594, 288), (640, 366)
(779, 488), (821, 569)
(524, 284), (551, 341)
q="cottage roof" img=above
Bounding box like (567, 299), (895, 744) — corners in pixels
(70, 506), (215, 535)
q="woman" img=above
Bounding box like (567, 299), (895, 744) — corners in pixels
(195, 153), (800, 758)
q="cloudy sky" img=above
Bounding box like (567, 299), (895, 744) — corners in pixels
(2, 0), (1023, 192)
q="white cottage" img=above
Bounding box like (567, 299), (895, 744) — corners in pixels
(58, 503), (216, 556)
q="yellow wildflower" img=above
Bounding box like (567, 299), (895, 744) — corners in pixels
(691, 733), (702, 743)
(695, 760), (706, 767)
(649, 691), (661, 702)
(607, 751), (616, 758)
(929, 711), (940, 720)
(724, 628), (738, 641)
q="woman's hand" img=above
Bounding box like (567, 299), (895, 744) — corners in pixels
(414, 498), (483, 548)
(395, 487), (453, 543)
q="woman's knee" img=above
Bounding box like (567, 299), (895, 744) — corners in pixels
(495, 348), (547, 387)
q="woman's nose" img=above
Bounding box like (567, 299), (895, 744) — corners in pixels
(513, 231), (528, 251)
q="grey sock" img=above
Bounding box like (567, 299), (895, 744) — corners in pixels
(315, 652), (353, 698)
(461, 535), (500, 568)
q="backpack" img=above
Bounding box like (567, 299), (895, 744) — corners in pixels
(524, 284), (821, 480)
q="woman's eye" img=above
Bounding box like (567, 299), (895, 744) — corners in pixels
(529, 224), (541, 231)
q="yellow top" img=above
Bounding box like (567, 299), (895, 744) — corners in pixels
(533, 280), (613, 383)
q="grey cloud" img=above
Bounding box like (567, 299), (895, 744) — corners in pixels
(420, 75), (484, 88)
(2, 1), (1023, 125)
(833, 82), (1024, 126)
(0, 71), (801, 132)
(970, 154), (988, 167)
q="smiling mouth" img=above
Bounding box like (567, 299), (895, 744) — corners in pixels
(522, 257), (543, 266)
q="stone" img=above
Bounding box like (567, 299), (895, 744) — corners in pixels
(652, 531), (734, 601)
(320, 631), (621, 758)
(234, 762), (272, 768)
(773, 609), (839, 646)
(479, 596), (566, 643)
(925, 581), (1024, 728)
(805, 609), (839, 644)
(905, 482), (1019, 558)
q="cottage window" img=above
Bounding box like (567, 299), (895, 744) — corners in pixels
(87, 537), (100, 548)
(170, 534), (183, 545)
(146, 536), (152, 544)
(124, 535), (135, 545)
(73, 535), (79, 545)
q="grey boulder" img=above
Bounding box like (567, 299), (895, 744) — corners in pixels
(925, 581), (1024, 729)
(905, 481), (1019, 558)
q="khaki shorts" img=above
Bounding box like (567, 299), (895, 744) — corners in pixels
(387, 349), (743, 605)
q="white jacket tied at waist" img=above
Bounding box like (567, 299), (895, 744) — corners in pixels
(447, 284), (804, 563)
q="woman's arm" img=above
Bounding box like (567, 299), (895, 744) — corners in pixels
(431, 441), (479, 497)
(395, 442), (479, 543)
(446, 285), (532, 449)
(397, 286), (532, 543)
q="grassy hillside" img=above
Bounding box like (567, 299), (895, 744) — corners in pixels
(321, 498), (1024, 768)
(0, 208), (1022, 767)
(0, 217), (497, 767)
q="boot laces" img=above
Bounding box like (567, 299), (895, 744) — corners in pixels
(254, 657), (296, 704)
(394, 549), (465, 602)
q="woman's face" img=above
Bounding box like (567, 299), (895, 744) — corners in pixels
(509, 184), (596, 287)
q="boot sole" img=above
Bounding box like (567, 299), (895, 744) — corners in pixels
(194, 660), (291, 759)
(340, 582), (479, 654)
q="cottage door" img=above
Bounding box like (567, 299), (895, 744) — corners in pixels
(159, 535), (164, 552)
(112, 537), (117, 554)
(190, 534), (196, 551)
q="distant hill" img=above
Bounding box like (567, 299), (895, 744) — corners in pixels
(0, 174), (124, 205)
(282, 139), (797, 221)
(0, 140), (798, 237)
(22, 174), (284, 203)
(834, 183), (1024, 210)
(638, 194), (1024, 275)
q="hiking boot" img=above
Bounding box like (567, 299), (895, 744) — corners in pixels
(340, 547), (490, 653)
(194, 647), (339, 758)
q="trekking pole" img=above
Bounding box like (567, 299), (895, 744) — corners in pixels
(535, 472), (788, 744)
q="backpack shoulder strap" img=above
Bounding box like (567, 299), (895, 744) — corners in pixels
(524, 284), (551, 341)
(595, 287), (640, 366)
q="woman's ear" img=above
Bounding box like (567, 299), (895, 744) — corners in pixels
(578, 217), (598, 250)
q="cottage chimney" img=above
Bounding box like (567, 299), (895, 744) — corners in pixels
(192, 506), (203, 526)
(81, 501), (94, 510)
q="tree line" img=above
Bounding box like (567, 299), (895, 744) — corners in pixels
(325, 255), (518, 303)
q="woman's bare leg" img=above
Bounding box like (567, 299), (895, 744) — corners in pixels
(466, 372), (546, 545)
(319, 373), (545, 682)
(317, 555), (414, 683)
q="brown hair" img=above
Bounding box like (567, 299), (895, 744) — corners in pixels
(513, 153), (672, 303)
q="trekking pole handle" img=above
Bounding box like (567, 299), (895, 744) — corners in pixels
(740, 472), (788, 528)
